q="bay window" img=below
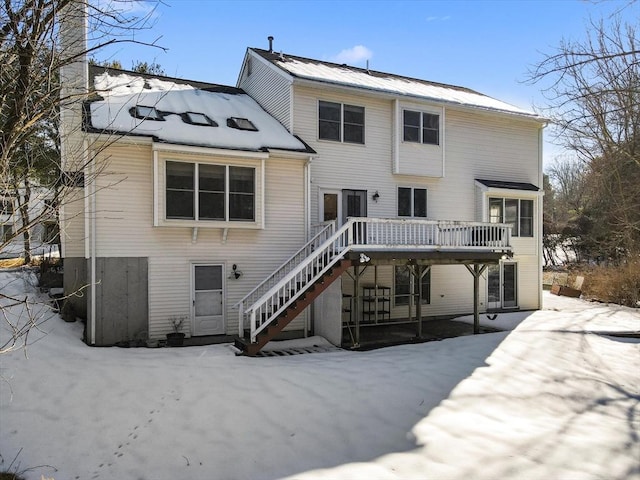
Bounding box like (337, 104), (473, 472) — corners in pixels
(166, 161), (255, 222)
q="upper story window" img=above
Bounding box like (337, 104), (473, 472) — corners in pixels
(489, 197), (533, 237)
(319, 101), (364, 144)
(398, 187), (427, 217)
(403, 110), (439, 145)
(166, 161), (255, 222)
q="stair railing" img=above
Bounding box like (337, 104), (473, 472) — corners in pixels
(241, 218), (357, 342)
(234, 220), (335, 327)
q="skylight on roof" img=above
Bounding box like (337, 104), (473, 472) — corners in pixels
(130, 105), (164, 121)
(227, 117), (258, 131)
(183, 112), (217, 127)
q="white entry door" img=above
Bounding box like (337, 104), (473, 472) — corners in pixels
(319, 189), (368, 225)
(192, 264), (225, 335)
(319, 189), (342, 224)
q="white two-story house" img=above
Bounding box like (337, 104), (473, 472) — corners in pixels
(232, 46), (545, 353)
(60, 28), (544, 353)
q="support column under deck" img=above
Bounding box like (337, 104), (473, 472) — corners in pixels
(465, 263), (488, 334)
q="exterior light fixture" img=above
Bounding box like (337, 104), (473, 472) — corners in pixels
(230, 264), (243, 279)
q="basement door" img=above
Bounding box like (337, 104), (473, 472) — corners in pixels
(192, 264), (225, 336)
(487, 262), (518, 310)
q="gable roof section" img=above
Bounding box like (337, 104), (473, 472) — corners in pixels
(249, 48), (543, 120)
(85, 66), (314, 154)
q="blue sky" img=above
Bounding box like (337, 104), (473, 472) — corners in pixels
(95, 0), (638, 165)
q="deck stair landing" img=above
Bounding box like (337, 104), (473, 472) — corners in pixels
(233, 218), (512, 356)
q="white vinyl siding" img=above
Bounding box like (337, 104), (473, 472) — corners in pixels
(88, 143), (307, 338)
(238, 53), (292, 130)
(293, 86), (393, 224)
(395, 102), (444, 177)
(291, 82), (542, 311)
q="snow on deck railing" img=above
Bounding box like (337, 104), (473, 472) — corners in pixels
(238, 218), (511, 343)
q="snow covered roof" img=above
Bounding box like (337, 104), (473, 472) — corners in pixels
(85, 67), (313, 154)
(250, 49), (542, 119)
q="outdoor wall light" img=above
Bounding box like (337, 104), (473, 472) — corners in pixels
(359, 253), (371, 263)
(230, 264), (243, 279)
(372, 191), (380, 202)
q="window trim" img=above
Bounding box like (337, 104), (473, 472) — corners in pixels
(161, 158), (259, 227)
(402, 109), (440, 145)
(1, 223), (13, 242)
(397, 186), (428, 218)
(227, 117), (258, 131)
(318, 100), (365, 144)
(488, 197), (534, 238)
(182, 112), (217, 127)
(130, 105), (164, 121)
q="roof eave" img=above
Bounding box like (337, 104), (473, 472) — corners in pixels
(289, 76), (546, 123)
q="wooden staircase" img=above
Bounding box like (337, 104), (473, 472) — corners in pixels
(234, 258), (354, 356)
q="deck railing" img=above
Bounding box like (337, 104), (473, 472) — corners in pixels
(237, 218), (511, 343)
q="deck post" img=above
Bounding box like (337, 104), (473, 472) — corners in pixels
(416, 265), (422, 338)
(353, 264), (360, 348)
(465, 263), (488, 334)
(473, 264), (480, 334)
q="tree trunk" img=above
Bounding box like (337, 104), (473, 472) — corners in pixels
(19, 178), (32, 264)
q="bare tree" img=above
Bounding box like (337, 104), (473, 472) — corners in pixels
(530, 13), (640, 259)
(1, 0), (164, 353)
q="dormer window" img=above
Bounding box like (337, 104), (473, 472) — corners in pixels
(183, 112), (217, 127)
(227, 117), (258, 131)
(130, 105), (164, 121)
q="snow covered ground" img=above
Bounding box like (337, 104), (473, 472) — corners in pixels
(0, 267), (638, 480)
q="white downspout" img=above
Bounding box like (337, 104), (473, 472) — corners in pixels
(538, 124), (545, 310)
(304, 156), (312, 337)
(261, 158), (266, 229)
(89, 143), (96, 345)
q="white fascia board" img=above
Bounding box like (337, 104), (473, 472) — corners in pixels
(152, 142), (269, 159)
(236, 50), (251, 87)
(266, 149), (316, 160)
(86, 132), (153, 147)
(292, 77), (547, 125)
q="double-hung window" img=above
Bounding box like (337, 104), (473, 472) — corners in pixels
(403, 110), (439, 145)
(166, 161), (255, 222)
(395, 266), (431, 305)
(489, 197), (533, 237)
(1, 199), (14, 215)
(398, 187), (427, 217)
(319, 101), (365, 144)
